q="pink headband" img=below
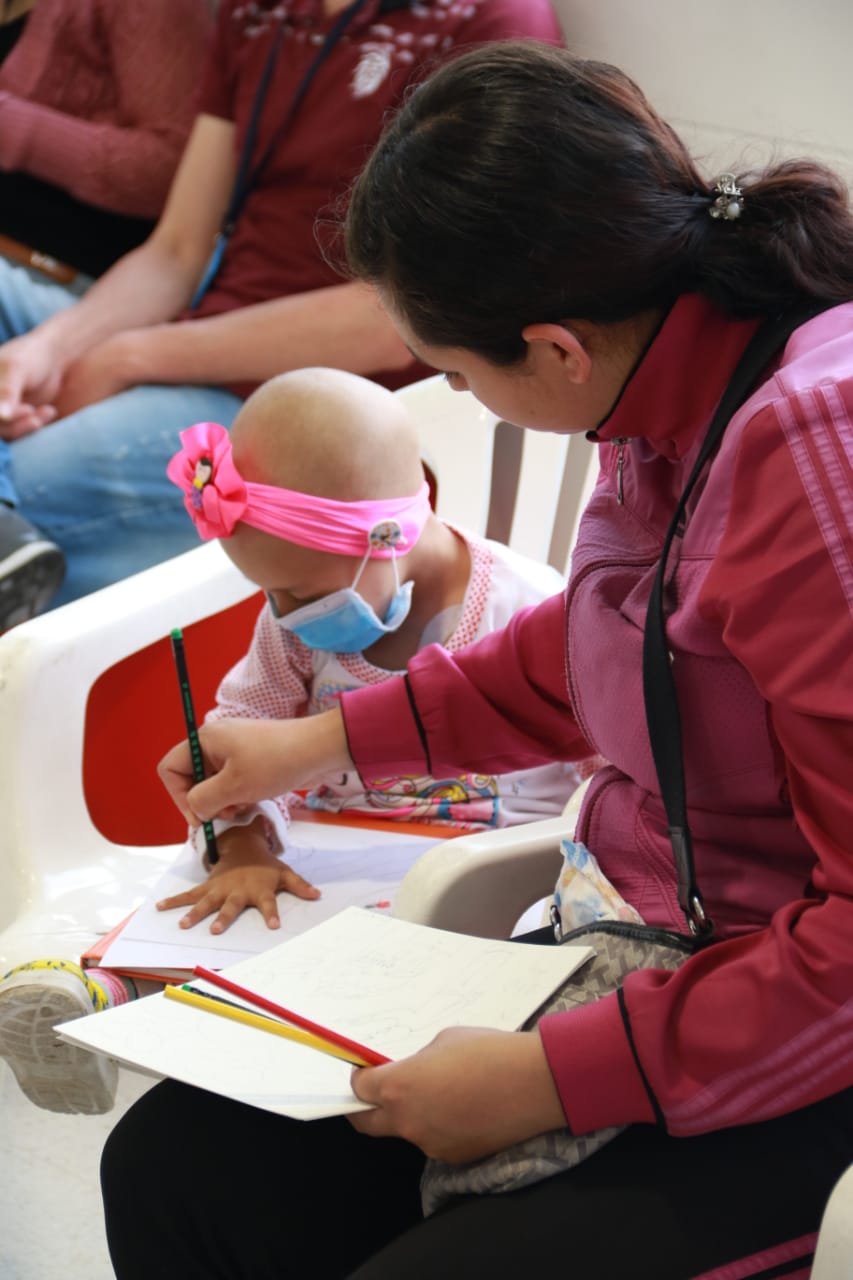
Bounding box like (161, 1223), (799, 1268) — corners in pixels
(166, 421), (431, 557)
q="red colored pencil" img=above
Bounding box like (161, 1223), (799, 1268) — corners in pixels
(193, 965), (390, 1067)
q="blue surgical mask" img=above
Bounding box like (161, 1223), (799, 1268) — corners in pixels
(271, 549), (413, 653)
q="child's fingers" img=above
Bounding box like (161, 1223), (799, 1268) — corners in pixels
(156, 886), (221, 930)
(209, 889), (278, 934)
(181, 895), (221, 929)
(209, 894), (247, 934)
(155, 887), (205, 912)
(257, 892), (281, 930)
(278, 864), (321, 901)
(157, 867), (306, 934)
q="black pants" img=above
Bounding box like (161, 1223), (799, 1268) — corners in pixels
(102, 1077), (853, 1279)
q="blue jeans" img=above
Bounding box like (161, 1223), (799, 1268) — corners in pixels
(0, 260), (243, 607)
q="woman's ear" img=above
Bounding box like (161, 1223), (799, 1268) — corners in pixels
(521, 323), (592, 384)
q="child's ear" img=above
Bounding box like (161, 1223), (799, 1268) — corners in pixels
(521, 323), (593, 384)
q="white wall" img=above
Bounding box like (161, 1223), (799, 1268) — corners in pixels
(551, 0), (853, 187)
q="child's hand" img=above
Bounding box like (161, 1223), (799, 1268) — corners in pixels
(155, 821), (319, 934)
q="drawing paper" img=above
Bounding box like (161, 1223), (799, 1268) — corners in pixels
(100, 820), (444, 973)
(59, 906), (593, 1120)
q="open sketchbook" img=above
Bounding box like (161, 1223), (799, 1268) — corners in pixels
(84, 820), (447, 980)
(59, 906), (593, 1121)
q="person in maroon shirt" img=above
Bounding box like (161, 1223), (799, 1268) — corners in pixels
(0, 0), (563, 629)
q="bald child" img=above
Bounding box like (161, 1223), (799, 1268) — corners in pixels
(158, 367), (581, 934)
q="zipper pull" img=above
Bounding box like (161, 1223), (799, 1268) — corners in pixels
(612, 437), (630, 505)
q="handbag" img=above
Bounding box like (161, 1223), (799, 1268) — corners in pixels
(420, 303), (828, 1216)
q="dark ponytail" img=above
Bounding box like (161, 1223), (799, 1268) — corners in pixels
(344, 42), (853, 364)
(692, 159), (853, 314)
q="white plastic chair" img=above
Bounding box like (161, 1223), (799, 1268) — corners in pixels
(811, 1166), (853, 1280)
(404, 373), (598, 573)
(0, 539), (259, 969)
(0, 374), (598, 971)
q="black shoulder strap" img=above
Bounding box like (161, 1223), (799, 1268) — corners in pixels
(642, 303), (829, 938)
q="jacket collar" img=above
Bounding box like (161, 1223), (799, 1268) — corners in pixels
(590, 295), (761, 459)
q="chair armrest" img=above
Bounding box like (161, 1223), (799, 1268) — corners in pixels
(392, 815), (572, 939)
(812, 1162), (853, 1279)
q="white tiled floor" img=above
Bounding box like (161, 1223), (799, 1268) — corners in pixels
(0, 1062), (155, 1280)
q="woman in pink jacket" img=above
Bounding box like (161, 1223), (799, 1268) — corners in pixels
(102, 43), (853, 1280)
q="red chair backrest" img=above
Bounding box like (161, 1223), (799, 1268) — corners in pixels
(82, 593), (264, 845)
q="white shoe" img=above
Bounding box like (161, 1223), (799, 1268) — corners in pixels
(0, 962), (118, 1114)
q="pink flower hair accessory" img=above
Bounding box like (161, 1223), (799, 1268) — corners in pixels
(166, 421), (432, 556)
(166, 421), (249, 540)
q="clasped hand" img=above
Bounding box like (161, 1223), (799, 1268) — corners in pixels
(0, 330), (144, 438)
(0, 331), (63, 438)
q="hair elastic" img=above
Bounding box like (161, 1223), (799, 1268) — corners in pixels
(709, 173), (745, 222)
(166, 421), (431, 557)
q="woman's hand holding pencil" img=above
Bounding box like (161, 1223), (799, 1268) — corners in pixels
(158, 706), (353, 825)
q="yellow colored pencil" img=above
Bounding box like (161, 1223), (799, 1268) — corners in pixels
(163, 983), (371, 1066)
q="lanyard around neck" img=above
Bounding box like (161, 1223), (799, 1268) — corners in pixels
(641, 301), (829, 938)
(191, 0), (372, 309)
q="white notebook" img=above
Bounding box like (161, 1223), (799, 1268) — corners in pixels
(59, 906), (592, 1120)
(98, 819), (444, 975)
